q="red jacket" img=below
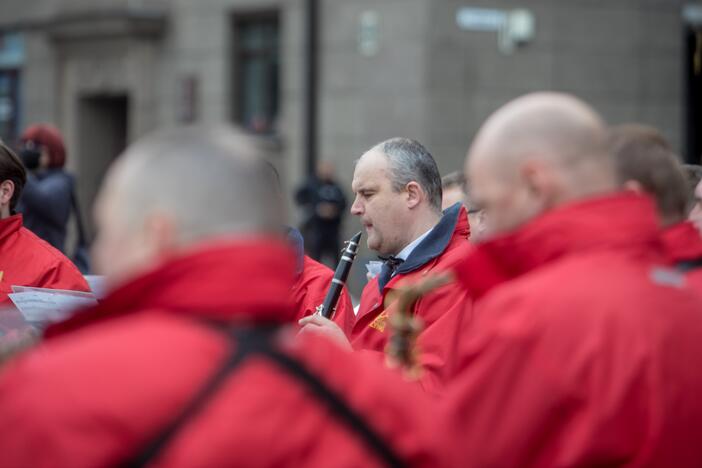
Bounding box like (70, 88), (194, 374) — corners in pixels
(443, 193), (702, 467)
(0, 214), (89, 302)
(292, 255), (354, 331)
(0, 239), (440, 468)
(661, 220), (702, 292)
(337, 204), (472, 395)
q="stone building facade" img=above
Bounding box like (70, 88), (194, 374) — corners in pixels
(0, 0), (697, 235)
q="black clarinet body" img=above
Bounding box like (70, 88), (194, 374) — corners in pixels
(318, 231), (362, 319)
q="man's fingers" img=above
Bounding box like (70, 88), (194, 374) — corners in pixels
(298, 315), (332, 327)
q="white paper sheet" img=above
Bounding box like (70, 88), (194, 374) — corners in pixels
(84, 275), (108, 299)
(8, 288), (98, 326)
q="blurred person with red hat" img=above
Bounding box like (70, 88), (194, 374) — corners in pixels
(16, 124), (76, 254)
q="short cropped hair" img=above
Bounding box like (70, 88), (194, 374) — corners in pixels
(608, 124), (688, 225)
(372, 138), (443, 212)
(0, 141), (27, 212)
(441, 171), (465, 191)
(683, 164), (702, 212)
(112, 125), (282, 242)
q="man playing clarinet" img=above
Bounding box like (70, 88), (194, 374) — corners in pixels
(300, 138), (472, 395)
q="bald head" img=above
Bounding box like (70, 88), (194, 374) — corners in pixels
(93, 125), (282, 284)
(469, 93), (610, 180)
(466, 92), (615, 236)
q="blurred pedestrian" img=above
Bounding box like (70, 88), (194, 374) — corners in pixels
(0, 125), (441, 467)
(295, 161), (347, 267)
(442, 93), (702, 467)
(16, 124), (75, 253)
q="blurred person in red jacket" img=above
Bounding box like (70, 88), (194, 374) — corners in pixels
(607, 124), (702, 292)
(300, 138), (472, 395)
(442, 93), (702, 467)
(0, 141), (88, 302)
(441, 171), (487, 242)
(0, 126), (441, 468)
(264, 161), (353, 327)
(290, 237), (355, 333)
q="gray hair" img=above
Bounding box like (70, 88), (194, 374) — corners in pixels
(372, 138), (443, 212)
(104, 125), (282, 243)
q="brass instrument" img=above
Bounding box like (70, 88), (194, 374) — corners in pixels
(383, 273), (453, 379)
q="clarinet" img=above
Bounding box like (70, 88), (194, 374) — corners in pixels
(316, 231), (362, 319)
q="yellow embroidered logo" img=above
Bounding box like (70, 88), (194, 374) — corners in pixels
(369, 310), (389, 332)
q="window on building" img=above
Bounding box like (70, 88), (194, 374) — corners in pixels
(232, 12), (280, 135)
(0, 70), (19, 145)
(0, 33), (24, 145)
(686, 26), (702, 164)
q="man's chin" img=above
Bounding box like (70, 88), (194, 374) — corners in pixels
(366, 237), (381, 253)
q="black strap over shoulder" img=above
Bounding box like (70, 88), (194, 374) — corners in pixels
(122, 322), (404, 468)
(677, 257), (702, 273)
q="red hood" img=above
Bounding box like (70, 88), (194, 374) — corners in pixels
(661, 221), (702, 264)
(46, 237), (296, 338)
(454, 193), (664, 300)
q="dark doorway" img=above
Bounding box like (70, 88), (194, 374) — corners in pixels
(77, 94), (128, 237)
(685, 27), (702, 164)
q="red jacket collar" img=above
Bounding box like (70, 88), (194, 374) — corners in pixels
(0, 215), (22, 243)
(455, 193), (663, 300)
(46, 237), (296, 338)
(661, 221), (702, 264)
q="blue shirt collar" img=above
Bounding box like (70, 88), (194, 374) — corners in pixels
(396, 226), (434, 261)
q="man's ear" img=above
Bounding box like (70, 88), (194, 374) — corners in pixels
(405, 181), (423, 209)
(0, 180), (15, 207)
(623, 179), (644, 194)
(143, 213), (178, 259)
(520, 159), (561, 201)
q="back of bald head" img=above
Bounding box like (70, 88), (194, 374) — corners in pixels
(608, 124), (688, 226)
(105, 125), (282, 243)
(470, 92), (613, 192)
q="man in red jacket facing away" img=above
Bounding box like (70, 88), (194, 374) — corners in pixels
(291, 249), (355, 331)
(442, 93), (702, 467)
(301, 138), (471, 395)
(265, 162), (354, 328)
(607, 124), (702, 292)
(0, 141), (88, 302)
(0, 126), (441, 468)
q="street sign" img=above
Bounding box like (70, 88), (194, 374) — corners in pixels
(456, 7), (506, 32)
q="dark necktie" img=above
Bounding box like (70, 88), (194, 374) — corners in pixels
(377, 256), (404, 291)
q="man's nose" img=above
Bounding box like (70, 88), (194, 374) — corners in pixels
(350, 196), (363, 216)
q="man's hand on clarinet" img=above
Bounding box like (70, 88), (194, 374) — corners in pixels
(298, 315), (352, 351)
